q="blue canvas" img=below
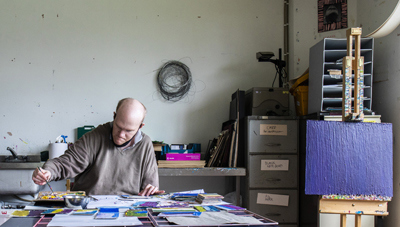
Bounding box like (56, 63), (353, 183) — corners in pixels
(305, 120), (393, 196)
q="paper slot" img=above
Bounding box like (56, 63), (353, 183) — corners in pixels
(261, 160), (289, 171)
(256, 193), (289, 207)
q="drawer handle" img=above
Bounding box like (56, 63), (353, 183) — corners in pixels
(266, 143), (281, 147)
(265, 213), (281, 216)
(266, 178), (281, 182)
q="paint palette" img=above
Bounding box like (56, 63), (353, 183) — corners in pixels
(34, 191), (86, 201)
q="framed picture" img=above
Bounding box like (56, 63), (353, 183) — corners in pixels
(318, 0), (348, 32)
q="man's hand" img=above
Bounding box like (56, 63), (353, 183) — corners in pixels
(32, 168), (52, 185)
(138, 184), (165, 196)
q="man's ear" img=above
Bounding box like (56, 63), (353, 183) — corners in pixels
(139, 123), (145, 129)
(113, 112), (116, 120)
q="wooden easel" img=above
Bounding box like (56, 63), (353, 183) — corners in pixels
(319, 197), (389, 227)
(342, 27), (364, 122)
(321, 27), (390, 227)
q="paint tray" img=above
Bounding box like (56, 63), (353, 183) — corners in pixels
(34, 191), (86, 202)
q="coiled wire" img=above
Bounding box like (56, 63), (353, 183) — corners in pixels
(157, 61), (192, 102)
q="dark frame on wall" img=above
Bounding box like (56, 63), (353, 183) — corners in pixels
(318, 0), (348, 32)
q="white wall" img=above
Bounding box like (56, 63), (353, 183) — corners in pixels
(288, 0), (358, 79)
(0, 0), (284, 155)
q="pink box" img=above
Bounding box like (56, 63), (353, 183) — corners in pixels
(166, 153), (201, 161)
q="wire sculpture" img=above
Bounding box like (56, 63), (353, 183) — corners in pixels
(157, 61), (192, 102)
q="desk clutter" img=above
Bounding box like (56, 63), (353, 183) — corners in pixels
(0, 190), (278, 226)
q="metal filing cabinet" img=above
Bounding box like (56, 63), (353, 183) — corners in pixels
(242, 116), (298, 226)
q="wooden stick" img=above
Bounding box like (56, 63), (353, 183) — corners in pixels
(355, 214), (362, 227)
(66, 179), (71, 192)
(340, 214), (347, 227)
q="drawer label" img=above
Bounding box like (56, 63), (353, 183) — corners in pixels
(260, 124), (287, 136)
(257, 193), (289, 206)
(261, 160), (289, 171)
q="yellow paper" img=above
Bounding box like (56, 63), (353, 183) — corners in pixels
(12, 210), (29, 217)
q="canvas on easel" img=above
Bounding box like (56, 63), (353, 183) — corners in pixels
(306, 27), (393, 227)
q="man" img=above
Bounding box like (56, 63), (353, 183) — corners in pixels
(32, 98), (164, 196)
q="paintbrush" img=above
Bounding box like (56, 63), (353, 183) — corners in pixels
(37, 167), (54, 194)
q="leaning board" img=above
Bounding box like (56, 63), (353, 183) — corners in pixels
(305, 120), (393, 196)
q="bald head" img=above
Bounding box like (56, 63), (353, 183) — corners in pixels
(112, 98), (147, 146)
(115, 98), (147, 122)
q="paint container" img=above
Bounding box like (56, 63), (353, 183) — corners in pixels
(48, 143), (68, 159)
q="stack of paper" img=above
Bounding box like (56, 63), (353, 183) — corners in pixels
(152, 208), (200, 217)
(171, 193), (198, 201)
(195, 193), (224, 204)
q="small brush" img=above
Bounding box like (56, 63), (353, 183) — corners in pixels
(37, 167), (54, 194)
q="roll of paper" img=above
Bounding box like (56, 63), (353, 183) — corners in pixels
(48, 143), (68, 159)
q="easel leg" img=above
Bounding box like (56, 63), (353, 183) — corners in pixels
(340, 214), (347, 227)
(355, 214), (362, 227)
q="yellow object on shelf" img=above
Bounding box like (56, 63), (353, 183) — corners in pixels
(290, 69), (309, 116)
(289, 70), (309, 94)
(292, 86), (308, 116)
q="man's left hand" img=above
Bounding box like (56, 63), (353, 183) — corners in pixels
(138, 184), (165, 196)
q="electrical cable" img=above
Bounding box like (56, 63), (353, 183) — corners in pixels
(272, 64), (279, 87)
(157, 61), (192, 102)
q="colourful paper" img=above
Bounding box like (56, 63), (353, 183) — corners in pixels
(95, 208), (119, 219)
(42, 209), (73, 214)
(11, 210), (29, 217)
(72, 209), (98, 215)
(214, 204), (246, 210)
(125, 209), (148, 217)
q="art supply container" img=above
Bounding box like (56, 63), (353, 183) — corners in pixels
(48, 143), (68, 159)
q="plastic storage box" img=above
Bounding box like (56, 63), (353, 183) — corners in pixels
(77, 125), (95, 139)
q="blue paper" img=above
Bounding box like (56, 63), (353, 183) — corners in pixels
(95, 208), (119, 219)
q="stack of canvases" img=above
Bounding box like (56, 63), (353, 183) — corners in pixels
(205, 120), (238, 167)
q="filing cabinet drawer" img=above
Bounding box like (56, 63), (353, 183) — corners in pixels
(246, 119), (298, 154)
(248, 189), (298, 223)
(248, 155), (297, 188)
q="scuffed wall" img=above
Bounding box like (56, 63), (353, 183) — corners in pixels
(0, 0), (284, 155)
(288, 0), (357, 79)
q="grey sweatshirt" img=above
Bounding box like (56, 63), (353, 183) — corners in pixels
(43, 122), (159, 195)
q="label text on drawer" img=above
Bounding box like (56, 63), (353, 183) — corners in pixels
(261, 160), (289, 171)
(260, 124), (287, 136)
(256, 193), (289, 206)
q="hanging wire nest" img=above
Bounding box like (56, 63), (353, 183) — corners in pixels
(157, 61), (192, 102)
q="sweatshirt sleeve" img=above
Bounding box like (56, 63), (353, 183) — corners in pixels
(139, 135), (159, 190)
(43, 127), (100, 182)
